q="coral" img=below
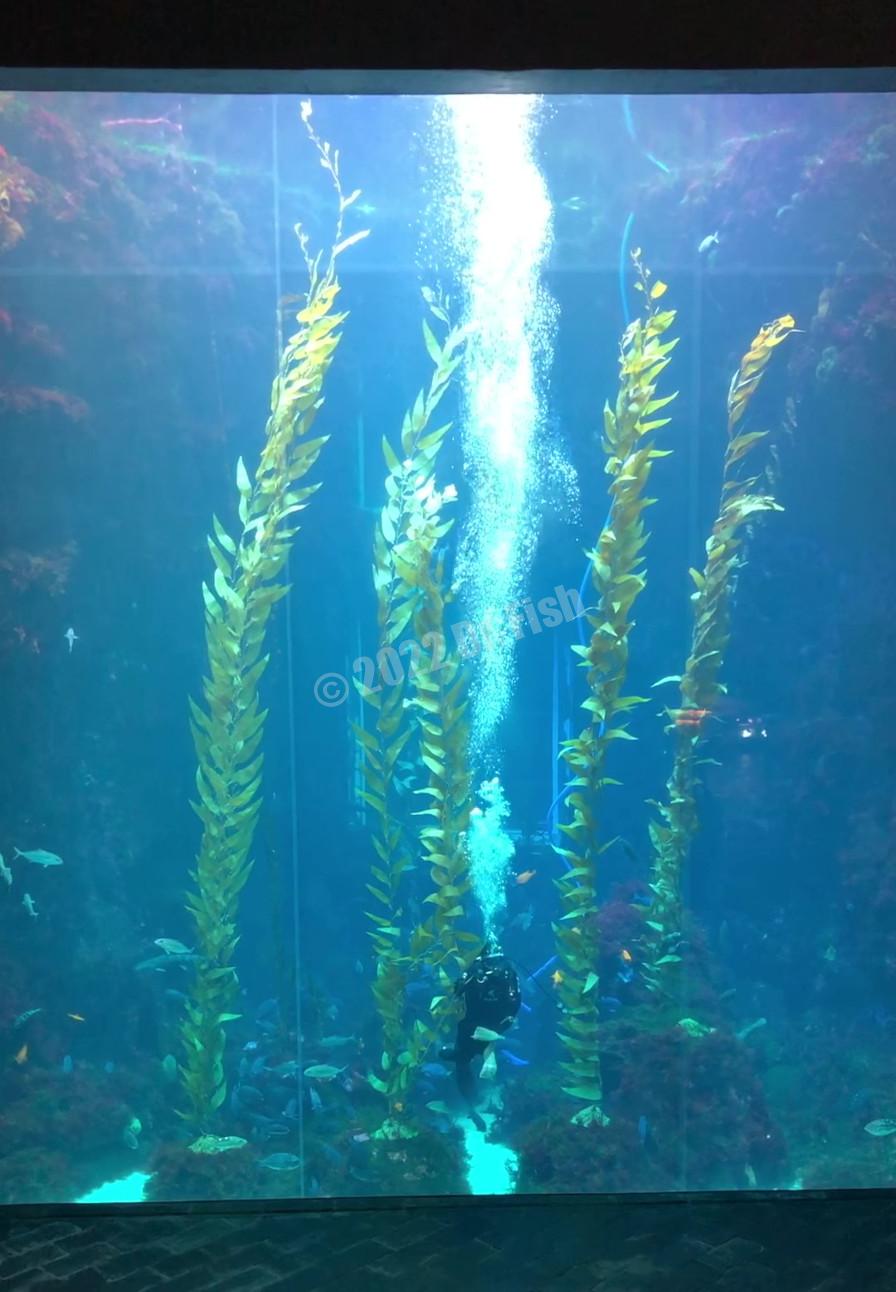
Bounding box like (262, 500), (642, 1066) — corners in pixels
(0, 385), (88, 420)
(552, 252), (678, 1127)
(180, 111), (367, 1128)
(0, 541), (76, 597)
(145, 1139), (260, 1202)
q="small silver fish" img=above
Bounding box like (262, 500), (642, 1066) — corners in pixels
(303, 1064), (346, 1081)
(15, 847), (63, 867)
(864, 1119), (896, 1137)
(0, 853), (12, 887)
(259, 1153), (302, 1171)
(318, 1035), (356, 1048)
(64, 627), (79, 653)
(309, 1086), (322, 1112)
(154, 938), (192, 956)
(22, 893), (38, 919)
(14, 1008), (42, 1028)
(698, 231), (720, 255)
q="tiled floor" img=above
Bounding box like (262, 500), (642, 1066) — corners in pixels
(2, 1192), (894, 1291)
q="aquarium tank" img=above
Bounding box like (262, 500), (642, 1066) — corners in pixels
(1, 78), (895, 1205)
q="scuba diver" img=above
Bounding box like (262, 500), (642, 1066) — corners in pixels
(439, 948), (521, 1130)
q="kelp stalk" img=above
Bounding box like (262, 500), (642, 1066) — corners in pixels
(356, 293), (476, 1126)
(553, 253), (678, 1126)
(180, 107), (368, 1128)
(644, 315), (797, 996)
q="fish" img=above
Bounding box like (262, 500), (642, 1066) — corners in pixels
(426, 1101), (453, 1116)
(698, 231), (720, 254)
(64, 627), (79, 653)
(61, 1055), (73, 1075)
(421, 1062), (450, 1079)
(123, 1130), (139, 1150)
(164, 990), (188, 1005)
(499, 1049), (529, 1068)
(309, 1086), (322, 1112)
(304, 1064), (346, 1081)
(282, 1098), (298, 1119)
(22, 894), (39, 919)
(638, 1114), (649, 1146)
(234, 1084), (265, 1107)
(14, 848), (63, 867)
(515, 870), (537, 885)
(508, 904), (534, 932)
(561, 196), (588, 211)
(471, 1026), (503, 1043)
(255, 998), (280, 1020)
(259, 1152), (302, 1171)
(266, 1060), (298, 1078)
(162, 1054), (177, 1081)
(67, 1013), (86, 1023)
(617, 966), (634, 985)
(318, 1035), (356, 1048)
(135, 953), (201, 972)
(0, 854), (11, 886)
(14, 1044), (28, 1065)
(630, 892), (652, 908)
(551, 970), (564, 987)
(352, 1132), (370, 1144)
(620, 948), (634, 964)
(736, 1017), (767, 1042)
(14, 1009), (42, 1028)
(864, 1119), (896, 1137)
(154, 938), (192, 956)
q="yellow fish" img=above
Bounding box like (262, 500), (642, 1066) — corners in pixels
(13, 1043), (28, 1065)
(515, 870), (537, 886)
(551, 970), (564, 987)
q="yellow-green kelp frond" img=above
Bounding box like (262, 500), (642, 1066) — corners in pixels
(179, 112), (368, 1131)
(355, 292), (470, 1121)
(554, 252), (679, 1128)
(643, 315), (797, 997)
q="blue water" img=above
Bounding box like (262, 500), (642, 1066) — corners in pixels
(1, 85), (895, 1204)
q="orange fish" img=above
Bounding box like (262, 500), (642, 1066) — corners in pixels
(13, 1043), (28, 1065)
(67, 1013), (86, 1023)
(551, 969), (564, 987)
(515, 870), (537, 885)
(672, 708), (712, 729)
(620, 948), (633, 964)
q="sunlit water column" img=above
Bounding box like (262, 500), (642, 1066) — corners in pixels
(438, 94), (555, 1194)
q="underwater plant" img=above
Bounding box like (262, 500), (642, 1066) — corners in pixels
(553, 252), (678, 1127)
(643, 314), (797, 998)
(180, 108), (368, 1129)
(355, 292), (475, 1127)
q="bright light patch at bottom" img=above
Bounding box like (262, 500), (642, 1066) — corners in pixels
(75, 1171), (152, 1203)
(462, 1111), (518, 1195)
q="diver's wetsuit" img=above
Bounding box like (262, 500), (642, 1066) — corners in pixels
(440, 952), (521, 1130)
